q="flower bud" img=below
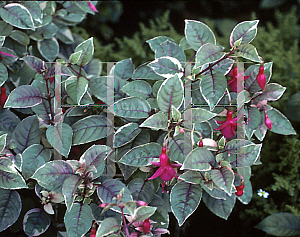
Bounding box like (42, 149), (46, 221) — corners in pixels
(265, 114), (272, 130)
(99, 203), (109, 208)
(179, 127), (184, 133)
(256, 65), (266, 91)
(136, 201), (148, 206)
(142, 218), (151, 234)
(0, 86), (8, 109)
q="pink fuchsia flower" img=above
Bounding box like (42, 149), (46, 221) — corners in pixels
(265, 113), (272, 130)
(87, 1), (98, 12)
(40, 191), (64, 214)
(227, 66), (251, 93)
(148, 145), (181, 193)
(215, 110), (244, 139)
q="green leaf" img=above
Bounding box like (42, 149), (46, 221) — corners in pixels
(12, 115), (41, 154)
(114, 123), (141, 148)
(88, 75), (127, 103)
(170, 182), (202, 226)
(230, 20), (259, 47)
(65, 76), (88, 105)
(21, 55), (46, 74)
(202, 191), (236, 220)
(62, 176), (82, 211)
(9, 30), (30, 46)
(69, 51), (82, 64)
(184, 20), (216, 51)
(200, 72), (227, 111)
(22, 1), (42, 26)
(121, 80), (152, 99)
(0, 189), (22, 232)
(179, 171), (202, 184)
(167, 133), (192, 164)
(23, 208), (51, 236)
(179, 37), (192, 50)
(0, 3), (35, 30)
(234, 43), (262, 63)
(64, 204), (93, 237)
(225, 139), (262, 167)
(195, 43), (225, 68)
(183, 108), (216, 125)
(155, 40), (186, 63)
(96, 217), (121, 237)
(109, 97), (151, 119)
(182, 147), (215, 171)
(132, 63), (165, 80)
(267, 108), (296, 135)
(56, 25), (74, 44)
(21, 144), (51, 180)
(0, 21), (13, 36)
(127, 178), (155, 203)
(255, 212), (300, 236)
(46, 123), (73, 157)
(253, 83), (286, 102)
(157, 74), (184, 113)
(71, 115), (114, 145)
(97, 179), (133, 214)
(132, 206), (157, 223)
(119, 142), (161, 167)
(245, 107), (261, 139)
(148, 56), (184, 79)
(0, 161), (27, 189)
(211, 166), (234, 195)
(0, 63), (8, 87)
(201, 183), (226, 200)
(111, 58), (134, 80)
(4, 85), (42, 108)
(31, 160), (74, 192)
(37, 37), (59, 62)
(0, 134), (7, 153)
(74, 37), (94, 66)
(149, 194), (170, 228)
(0, 47), (18, 65)
(237, 180), (252, 204)
(80, 145), (112, 179)
(146, 36), (176, 52)
(140, 112), (168, 131)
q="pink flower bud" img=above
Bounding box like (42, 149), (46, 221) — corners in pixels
(142, 218), (151, 234)
(179, 127), (184, 133)
(265, 114), (272, 130)
(88, 2), (98, 12)
(99, 203), (109, 208)
(136, 201), (148, 206)
(256, 65), (266, 91)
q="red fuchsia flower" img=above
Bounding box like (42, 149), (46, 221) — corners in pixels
(265, 113), (272, 130)
(90, 223), (97, 237)
(256, 64), (266, 91)
(87, 1), (98, 12)
(0, 86), (8, 110)
(227, 66), (251, 93)
(215, 110), (244, 139)
(148, 144), (181, 193)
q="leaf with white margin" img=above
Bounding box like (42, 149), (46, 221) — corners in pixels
(72, 115), (114, 145)
(121, 80), (152, 100)
(211, 166), (234, 195)
(74, 37), (94, 66)
(62, 176), (82, 211)
(110, 58), (134, 80)
(148, 56), (184, 79)
(140, 112), (168, 131)
(31, 160), (74, 192)
(4, 85), (42, 108)
(46, 123), (72, 158)
(114, 123), (141, 148)
(170, 182), (202, 226)
(65, 76), (88, 105)
(202, 191), (236, 220)
(23, 208), (51, 236)
(64, 203), (93, 237)
(200, 72), (227, 111)
(155, 40), (186, 63)
(119, 142), (161, 167)
(0, 189), (22, 232)
(182, 147), (215, 171)
(252, 83), (286, 102)
(234, 44), (262, 63)
(267, 108), (296, 135)
(108, 97), (151, 119)
(37, 37), (59, 62)
(157, 74), (184, 113)
(185, 19), (216, 51)
(96, 217), (121, 237)
(0, 3), (35, 30)
(12, 115), (41, 154)
(195, 43), (225, 68)
(230, 20), (259, 47)
(146, 36), (177, 53)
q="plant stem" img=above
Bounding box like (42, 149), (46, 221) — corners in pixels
(121, 206), (130, 237)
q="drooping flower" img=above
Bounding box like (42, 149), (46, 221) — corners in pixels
(215, 110), (244, 139)
(148, 144), (181, 193)
(257, 189), (269, 198)
(87, 1), (98, 12)
(227, 66), (251, 93)
(256, 64), (266, 91)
